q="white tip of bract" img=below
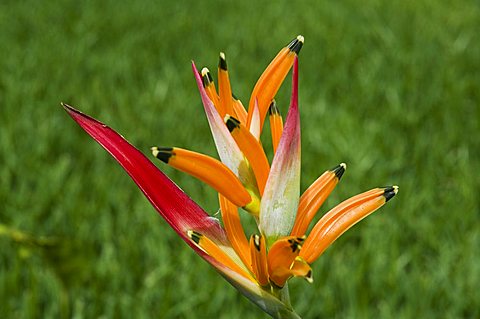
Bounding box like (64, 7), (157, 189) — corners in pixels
(296, 35), (304, 43)
(393, 185), (399, 194)
(340, 162), (347, 170)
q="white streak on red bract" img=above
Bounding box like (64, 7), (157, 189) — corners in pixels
(191, 62), (245, 179)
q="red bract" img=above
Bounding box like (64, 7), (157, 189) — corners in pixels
(62, 104), (227, 249)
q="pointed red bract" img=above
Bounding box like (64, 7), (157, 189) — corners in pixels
(62, 104), (227, 251)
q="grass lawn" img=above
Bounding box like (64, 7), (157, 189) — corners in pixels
(1, 0), (479, 318)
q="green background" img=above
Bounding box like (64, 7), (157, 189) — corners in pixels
(1, 0), (479, 318)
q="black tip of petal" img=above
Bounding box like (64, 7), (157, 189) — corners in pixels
(219, 52), (228, 70)
(151, 147), (173, 163)
(253, 234), (261, 251)
(201, 68), (213, 88)
(225, 115), (240, 132)
(187, 230), (202, 244)
(287, 35), (304, 55)
(383, 186), (399, 202)
(305, 270), (313, 283)
(331, 163), (347, 179)
(268, 100), (279, 116)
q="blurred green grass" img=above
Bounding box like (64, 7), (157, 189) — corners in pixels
(1, 0), (479, 318)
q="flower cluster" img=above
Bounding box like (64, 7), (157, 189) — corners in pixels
(64, 36), (397, 319)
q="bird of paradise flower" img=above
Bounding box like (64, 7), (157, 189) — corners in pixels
(63, 35), (398, 319)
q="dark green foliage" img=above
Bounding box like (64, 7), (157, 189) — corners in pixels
(1, 0), (479, 318)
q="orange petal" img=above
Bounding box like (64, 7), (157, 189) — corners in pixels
(300, 186), (398, 263)
(218, 53), (234, 118)
(232, 94), (248, 124)
(152, 147), (251, 207)
(291, 163), (346, 236)
(201, 67), (221, 114)
(187, 230), (255, 282)
(246, 35), (304, 133)
(225, 115), (270, 195)
(268, 256), (313, 288)
(267, 236), (305, 287)
(219, 194), (252, 271)
(268, 100), (283, 154)
(289, 257), (313, 283)
(249, 234), (269, 286)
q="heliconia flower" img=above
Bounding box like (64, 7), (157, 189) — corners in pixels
(63, 35), (398, 319)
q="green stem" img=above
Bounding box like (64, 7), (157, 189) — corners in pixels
(273, 307), (302, 319)
(268, 284), (301, 319)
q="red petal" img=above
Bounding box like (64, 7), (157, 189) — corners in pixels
(62, 103), (227, 250)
